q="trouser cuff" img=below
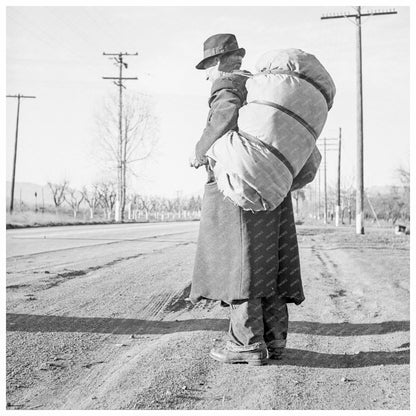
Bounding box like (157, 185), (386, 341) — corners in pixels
(226, 340), (266, 352)
(266, 340), (287, 349)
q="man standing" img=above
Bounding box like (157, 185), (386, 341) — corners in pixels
(190, 34), (304, 365)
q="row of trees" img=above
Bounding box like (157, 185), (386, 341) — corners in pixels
(292, 167), (410, 225)
(23, 168), (409, 226)
(43, 90), (164, 222)
(47, 180), (202, 221)
(45, 162), (409, 224)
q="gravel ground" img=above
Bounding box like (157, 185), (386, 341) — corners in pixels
(6, 224), (410, 410)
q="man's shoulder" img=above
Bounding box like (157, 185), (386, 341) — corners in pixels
(211, 70), (252, 96)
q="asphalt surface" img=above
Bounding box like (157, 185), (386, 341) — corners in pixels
(6, 222), (200, 258)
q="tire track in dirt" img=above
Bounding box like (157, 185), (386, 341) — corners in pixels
(7, 240), (196, 300)
(7, 231), (193, 260)
(6, 226), (409, 410)
(308, 244), (349, 322)
(6, 240), (213, 409)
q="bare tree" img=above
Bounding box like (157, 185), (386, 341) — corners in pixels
(187, 195), (202, 218)
(292, 189), (305, 218)
(95, 91), (159, 221)
(48, 180), (69, 213)
(397, 166), (410, 205)
(397, 166), (410, 187)
(125, 193), (136, 220)
(65, 188), (85, 219)
(82, 185), (100, 219)
(97, 182), (117, 220)
(132, 194), (146, 220)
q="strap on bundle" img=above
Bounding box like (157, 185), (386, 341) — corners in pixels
(238, 129), (295, 177)
(249, 99), (318, 141)
(233, 69), (331, 110)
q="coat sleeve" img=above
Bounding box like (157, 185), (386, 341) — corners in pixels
(195, 88), (243, 161)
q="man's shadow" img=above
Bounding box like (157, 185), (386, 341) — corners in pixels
(6, 313), (409, 369)
(267, 348), (409, 368)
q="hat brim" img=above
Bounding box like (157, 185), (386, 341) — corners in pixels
(195, 47), (246, 70)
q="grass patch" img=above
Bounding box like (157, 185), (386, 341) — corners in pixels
(6, 210), (114, 229)
(6, 210), (200, 229)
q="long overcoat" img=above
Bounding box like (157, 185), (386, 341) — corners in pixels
(190, 73), (304, 306)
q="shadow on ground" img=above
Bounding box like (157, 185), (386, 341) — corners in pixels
(268, 348), (409, 368)
(6, 313), (410, 368)
(6, 313), (409, 337)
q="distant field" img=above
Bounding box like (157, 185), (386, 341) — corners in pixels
(6, 211), (112, 229)
(6, 208), (406, 231)
(6, 210), (200, 229)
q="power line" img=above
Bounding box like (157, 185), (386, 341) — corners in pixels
(321, 6), (397, 235)
(8, 11), (96, 72)
(6, 94), (36, 213)
(46, 8), (106, 56)
(83, 8), (120, 51)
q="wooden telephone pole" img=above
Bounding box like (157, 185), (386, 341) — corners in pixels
(102, 52), (138, 222)
(321, 6), (397, 234)
(317, 136), (338, 224)
(6, 94), (36, 213)
(336, 128), (342, 226)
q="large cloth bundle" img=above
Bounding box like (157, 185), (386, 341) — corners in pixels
(206, 48), (336, 211)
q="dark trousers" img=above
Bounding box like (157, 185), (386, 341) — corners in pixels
(226, 295), (288, 351)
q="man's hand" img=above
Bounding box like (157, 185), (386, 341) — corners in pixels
(189, 153), (208, 169)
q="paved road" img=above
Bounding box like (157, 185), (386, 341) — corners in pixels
(6, 222), (200, 258)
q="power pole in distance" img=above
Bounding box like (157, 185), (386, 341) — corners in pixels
(318, 166), (321, 220)
(335, 128), (342, 226)
(6, 94), (36, 213)
(321, 6), (397, 235)
(317, 136), (338, 225)
(102, 52), (138, 222)
(324, 137), (327, 224)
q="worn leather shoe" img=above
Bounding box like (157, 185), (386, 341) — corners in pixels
(268, 347), (285, 360)
(209, 346), (268, 366)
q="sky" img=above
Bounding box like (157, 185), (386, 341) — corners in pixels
(5, 4), (410, 198)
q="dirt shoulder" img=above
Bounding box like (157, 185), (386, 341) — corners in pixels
(6, 225), (410, 410)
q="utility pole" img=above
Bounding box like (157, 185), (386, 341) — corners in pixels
(309, 185), (313, 220)
(6, 94), (36, 213)
(102, 52), (138, 222)
(318, 136), (338, 225)
(318, 166), (321, 220)
(323, 137), (327, 224)
(313, 174), (316, 219)
(365, 192), (381, 227)
(314, 172), (318, 219)
(335, 128), (342, 226)
(321, 6), (397, 235)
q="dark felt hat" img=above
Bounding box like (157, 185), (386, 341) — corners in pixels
(196, 33), (245, 70)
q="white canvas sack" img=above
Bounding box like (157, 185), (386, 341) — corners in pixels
(206, 48), (336, 211)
